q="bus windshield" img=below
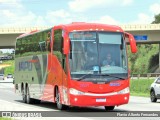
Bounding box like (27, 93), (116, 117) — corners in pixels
(69, 31), (128, 82)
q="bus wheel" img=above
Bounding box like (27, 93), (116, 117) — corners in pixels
(55, 89), (66, 110)
(26, 86), (33, 104)
(34, 99), (41, 104)
(22, 88), (26, 103)
(104, 106), (115, 111)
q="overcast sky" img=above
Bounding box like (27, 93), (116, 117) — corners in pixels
(0, 0), (160, 27)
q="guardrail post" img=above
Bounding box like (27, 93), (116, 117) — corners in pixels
(137, 74), (140, 79)
(147, 73), (150, 79)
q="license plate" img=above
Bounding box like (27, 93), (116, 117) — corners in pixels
(96, 98), (106, 102)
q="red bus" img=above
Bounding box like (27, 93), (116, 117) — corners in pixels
(14, 22), (137, 111)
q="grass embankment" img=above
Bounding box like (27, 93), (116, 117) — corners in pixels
(2, 60), (14, 76)
(130, 79), (154, 97)
(0, 118), (12, 120)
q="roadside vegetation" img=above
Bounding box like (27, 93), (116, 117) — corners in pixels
(130, 79), (154, 97)
(0, 118), (12, 120)
(128, 44), (159, 74)
(3, 60), (14, 76)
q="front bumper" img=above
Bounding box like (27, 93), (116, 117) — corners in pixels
(69, 93), (129, 107)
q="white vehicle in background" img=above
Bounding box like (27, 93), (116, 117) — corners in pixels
(150, 77), (160, 102)
(0, 74), (5, 80)
(7, 74), (13, 79)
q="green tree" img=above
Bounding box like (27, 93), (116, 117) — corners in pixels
(152, 13), (160, 24)
(128, 44), (159, 74)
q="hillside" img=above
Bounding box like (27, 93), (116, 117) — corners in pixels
(128, 44), (159, 74)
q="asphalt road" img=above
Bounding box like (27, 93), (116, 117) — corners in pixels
(0, 79), (160, 120)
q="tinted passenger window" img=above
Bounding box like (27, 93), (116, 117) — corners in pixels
(15, 30), (51, 57)
(53, 29), (63, 65)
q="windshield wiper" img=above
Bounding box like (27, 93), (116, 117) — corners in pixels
(76, 73), (126, 81)
(77, 73), (93, 81)
(100, 74), (126, 80)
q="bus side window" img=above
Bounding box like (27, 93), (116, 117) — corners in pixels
(53, 29), (63, 65)
(15, 39), (22, 57)
(39, 32), (46, 52)
(47, 32), (51, 52)
(53, 29), (67, 73)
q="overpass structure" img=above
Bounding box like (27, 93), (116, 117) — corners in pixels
(121, 24), (160, 44)
(0, 26), (49, 48)
(0, 24), (160, 48)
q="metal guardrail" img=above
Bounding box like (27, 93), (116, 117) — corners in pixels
(131, 73), (160, 79)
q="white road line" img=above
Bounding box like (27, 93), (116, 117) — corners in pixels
(0, 99), (58, 111)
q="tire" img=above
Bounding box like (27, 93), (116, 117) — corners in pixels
(104, 106), (115, 111)
(33, 99), (41, 104)
(26, 86), (34, 104)
(55, 88), (67, 110)
(22, 88), (26, 103)
(150, 90), (157, 102)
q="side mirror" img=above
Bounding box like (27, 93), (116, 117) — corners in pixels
(125, 32), (137, 53)
(63, 32), (70, 54)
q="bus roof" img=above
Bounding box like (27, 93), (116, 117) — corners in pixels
(55, 22), (124, 33)
(17, 22), (124, 39)
(16, 28), (51, 39)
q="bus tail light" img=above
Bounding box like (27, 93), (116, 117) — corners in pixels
(69, 88), (84, 95)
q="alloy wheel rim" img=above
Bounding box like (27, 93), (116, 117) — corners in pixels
(57, 92), (60, 106)
(151, 91), (155, 100)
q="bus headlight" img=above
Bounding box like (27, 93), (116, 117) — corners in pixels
(117, 87), (129, 94)
(69, 88), (84, 95)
